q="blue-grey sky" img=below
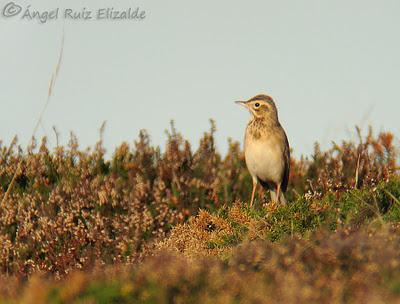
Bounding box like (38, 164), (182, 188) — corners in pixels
(1, 0), (400, 157)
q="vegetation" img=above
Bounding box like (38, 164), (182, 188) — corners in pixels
(0, 122), (399, 303)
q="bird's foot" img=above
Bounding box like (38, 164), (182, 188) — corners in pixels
(263, 200), (278, 213)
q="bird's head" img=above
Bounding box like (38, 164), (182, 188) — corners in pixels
(235, 94), (279, 121)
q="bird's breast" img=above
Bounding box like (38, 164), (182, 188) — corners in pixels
(244, 135), (285, 185)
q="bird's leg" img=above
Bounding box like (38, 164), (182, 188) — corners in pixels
(276, 184), (281, 204)
(250, 177), (257, 207)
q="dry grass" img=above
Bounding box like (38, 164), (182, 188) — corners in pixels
(0, 124), (399, 303)
(3, 226), (400, 303)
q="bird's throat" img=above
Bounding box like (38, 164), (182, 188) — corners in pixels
(248, 117), (279, 140)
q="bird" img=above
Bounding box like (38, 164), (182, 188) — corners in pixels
(236, 94), (290, 206)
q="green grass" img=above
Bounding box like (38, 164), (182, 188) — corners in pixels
(202, 177), (400, 252)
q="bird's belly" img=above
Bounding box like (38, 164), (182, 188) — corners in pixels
(245, 140), (284, 184)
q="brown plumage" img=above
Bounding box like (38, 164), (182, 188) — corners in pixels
(236, 94), (290, 206)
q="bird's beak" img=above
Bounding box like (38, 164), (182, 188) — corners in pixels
(235, 100), (247, 107)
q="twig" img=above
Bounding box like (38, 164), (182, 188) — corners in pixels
(1, 31), (65, 206)
(354, 154), (360, 189)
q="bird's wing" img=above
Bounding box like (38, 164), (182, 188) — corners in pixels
(281, 131), (290, 192)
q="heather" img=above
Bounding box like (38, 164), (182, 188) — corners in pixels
(0, 123), (399, 303)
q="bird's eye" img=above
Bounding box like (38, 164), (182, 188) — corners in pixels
(254, 103), (260, 108)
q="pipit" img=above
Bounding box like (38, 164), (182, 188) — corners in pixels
(236, 94), (290, 206)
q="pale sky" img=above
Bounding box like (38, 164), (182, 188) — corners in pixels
(1, 0), (400, 157)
